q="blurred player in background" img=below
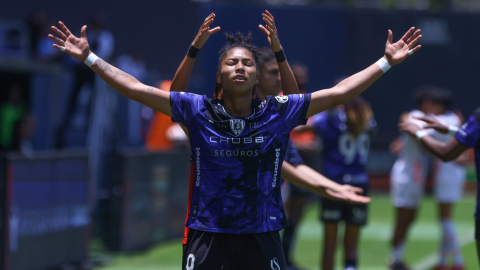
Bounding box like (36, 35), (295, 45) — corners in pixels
(296, 96), (376, 270)
(389, 87), (466, 270)
(429, 91), (467, 270)
(282, 63), (319, 270)
(49, 11), (420, 268)
(399, 106), (480, 267)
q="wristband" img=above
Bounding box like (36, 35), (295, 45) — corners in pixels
(274, 49), (286, 63)
(375, 57), (391, 73)
(415, 130), (428, 140)
(448, 125), (459, 136)
(84, 53), (99, 68)
(187, 44), (200, 59)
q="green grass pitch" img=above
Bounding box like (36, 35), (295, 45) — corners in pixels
(98, 195), (478, 270)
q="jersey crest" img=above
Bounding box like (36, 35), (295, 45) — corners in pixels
(275, 96), (289, 103)
(230, 119), (245, 136)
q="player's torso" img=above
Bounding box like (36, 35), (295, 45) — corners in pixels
(186, 98), (290, 233)
(316, 110), (370, 184)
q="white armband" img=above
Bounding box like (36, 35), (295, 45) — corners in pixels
(415, 130), (428, 140)
(376, 57), (391, 73)
(448, 125), (459, 136)
(84, 53), (99, 68)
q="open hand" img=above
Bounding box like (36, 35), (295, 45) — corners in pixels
(384, 27), (422, 66)
(48, 21), (90, 61)
(192, 13), (221, 49)
(258, 10), (282, 53)
(325, 185), (371, 204)
(413, 115), (449, 134)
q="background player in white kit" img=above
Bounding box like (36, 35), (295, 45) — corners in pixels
(425, 90), (467, 270)
(389, 87), (467, 270)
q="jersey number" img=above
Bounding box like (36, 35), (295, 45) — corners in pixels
(338, 133), (369, 165)
(186, 254), (195, 270)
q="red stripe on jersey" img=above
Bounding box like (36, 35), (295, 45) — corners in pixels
(182, 162), (195, 246)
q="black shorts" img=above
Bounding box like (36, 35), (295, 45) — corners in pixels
(320, 198), (368, 225)
(182, 228), (287, 270)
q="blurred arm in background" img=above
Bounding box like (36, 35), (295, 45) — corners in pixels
(399, 115), (468, 161)
(258, 10), (299, 96)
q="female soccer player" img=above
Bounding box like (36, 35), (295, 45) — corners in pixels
(173, 12), (373, 253)
(49, 14), (421, 269)
(295, 96), (375, 270)
(173, 15), (373, 263)
(399, 107), (480, 267)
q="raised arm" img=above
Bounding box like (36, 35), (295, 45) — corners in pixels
(49, 22), (171, 116)
(258, 10), (299, 95)
(171, 13), (220, 93)
(306, 27), (422, 118)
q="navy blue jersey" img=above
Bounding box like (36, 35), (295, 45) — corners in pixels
(454, 107), (480, 217)
(170, 92), (311, 234)
(312, 109), (374, 184)
(284, 141), (304, 166)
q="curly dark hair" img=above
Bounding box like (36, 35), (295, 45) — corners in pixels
(217, 32), (261, 72)
(214, 32), (261, 98)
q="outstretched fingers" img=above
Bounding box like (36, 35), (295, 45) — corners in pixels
(262, 14), (276, 30)
(352, 195), (371, 204)
(48, 34), (65, 45)
(208, 26), (221, 35)
(350, 186), (364, 195)
(266, 25), (276, 37)
(258, 24), (270, 36)
(51, 26), (67, 41)
(265, 10), (275, 22)
(52, 44), (64, 51)
(410, 45), (422, 54)
(204, 13), (215, 23)
(58, 21), (73, 37)
(408, 34), (422, 49)
(203, 18), (215, 29)
(400, 27), (415, 43)
(406, 29), (421, 44)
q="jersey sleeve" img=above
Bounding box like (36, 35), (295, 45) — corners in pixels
(454, 107), (480, 148)
(284, 141), (304, 166)
(272, 93), (312, 130)
(170, 92), (204, 126)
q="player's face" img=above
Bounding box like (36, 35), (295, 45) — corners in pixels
(217, 47), (258, 96)
(256, 59), (281, 97)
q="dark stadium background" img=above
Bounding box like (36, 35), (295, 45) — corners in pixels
(1, 0), (479, 269)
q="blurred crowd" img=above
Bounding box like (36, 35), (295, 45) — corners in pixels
(0, 11), (185, 154)
(199, 0), (480, 11)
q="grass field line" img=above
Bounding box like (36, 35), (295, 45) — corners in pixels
(297, 221), (473, 241)
(411, 228), (475, 270)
